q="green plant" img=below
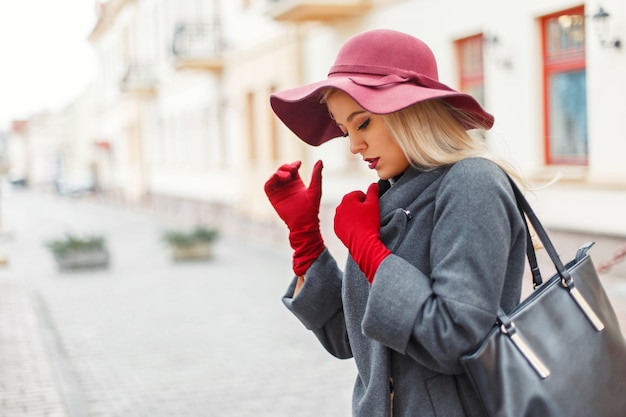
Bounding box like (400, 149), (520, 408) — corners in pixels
(45, 234), (107, 257)
(162, 226), (219, 248)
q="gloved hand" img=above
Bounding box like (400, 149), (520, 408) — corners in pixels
(264, 160), (325, 276)
(334, 182), (391, 284)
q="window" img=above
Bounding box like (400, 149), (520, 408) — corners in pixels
(456, 34), (485, 108)
(541, 7), (587, 165)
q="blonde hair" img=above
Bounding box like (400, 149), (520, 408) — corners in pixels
(384, 98), (543, 248)
(321, 88), (541, 247)
(382, 99), (525, 186)
(321, 88), (524, 186)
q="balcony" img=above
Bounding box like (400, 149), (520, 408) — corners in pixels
(119, 63), (157, 97)
(172, 23), (224, 71)
(266, 0), (370, 22)
(90, 0), (137, 42)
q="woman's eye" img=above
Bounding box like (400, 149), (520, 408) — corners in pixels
(358, 118), (370, 131)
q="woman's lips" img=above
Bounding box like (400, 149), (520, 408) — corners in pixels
(365, 158), (379, 169)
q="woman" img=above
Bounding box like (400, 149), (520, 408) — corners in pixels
(264, 29), (527, 417)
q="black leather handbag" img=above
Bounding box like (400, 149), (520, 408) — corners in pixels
(460, 178), (626, 417)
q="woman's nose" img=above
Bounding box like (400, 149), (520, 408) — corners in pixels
(349, 135), (366, 154)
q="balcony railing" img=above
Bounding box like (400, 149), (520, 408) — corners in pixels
(119, 63), (157, 96)
(266, 0), (371, 22)
(172, 23), (224, 71)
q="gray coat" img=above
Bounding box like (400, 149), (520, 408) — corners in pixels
(283, 158), (527, 416)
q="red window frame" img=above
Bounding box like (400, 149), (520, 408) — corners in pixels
(541, 6), (587, 165)
(456, 34), (485, 107)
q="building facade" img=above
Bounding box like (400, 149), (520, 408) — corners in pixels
(7, 0), (626, 242)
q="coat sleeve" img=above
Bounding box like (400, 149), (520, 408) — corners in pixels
(282, 249), (353, 359)
(361, 160), (526, 374)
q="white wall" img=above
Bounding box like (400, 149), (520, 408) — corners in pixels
(46, 0), (626, 236)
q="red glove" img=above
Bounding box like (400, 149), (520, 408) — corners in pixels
(334, 182), (391, 284)
(264, 160), (325, 276)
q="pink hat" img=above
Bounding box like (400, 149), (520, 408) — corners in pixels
(270, 29), (494, 146)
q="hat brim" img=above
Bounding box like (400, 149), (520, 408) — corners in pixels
(270, 74), (494, 146)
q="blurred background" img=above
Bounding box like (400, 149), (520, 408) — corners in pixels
(0, 0), (625, 416)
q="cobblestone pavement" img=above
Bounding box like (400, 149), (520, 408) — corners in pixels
(0, 186), (625, 417)
(0, 280), (67, 417)
(0, 187), (354, 417)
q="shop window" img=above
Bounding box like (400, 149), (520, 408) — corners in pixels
(541, 7), (587, 165)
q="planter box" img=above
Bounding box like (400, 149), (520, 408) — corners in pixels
(170, 242), (213, 261)
(54, 249), (110, 271)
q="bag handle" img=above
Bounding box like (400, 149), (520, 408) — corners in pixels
(506, 177), (605, 332)
(507, 178), (571, 283)
(489, 177), (605, 379)
(518, 205), (543, 288)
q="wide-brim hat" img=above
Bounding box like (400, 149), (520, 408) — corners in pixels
(270, 29), (494, 146)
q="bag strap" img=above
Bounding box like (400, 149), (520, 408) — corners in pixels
(504, 176), (605, 333)
(506, 177), (572, 285)
(518, 204), (543, 288)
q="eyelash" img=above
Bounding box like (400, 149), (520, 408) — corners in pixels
(342, 118), (371, 137)
(358, 118), (371, 131)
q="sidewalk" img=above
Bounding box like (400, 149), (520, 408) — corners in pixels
(0, 280), (68, 417)
(0, 189), (355, 417)
(0, 188), (625, 417)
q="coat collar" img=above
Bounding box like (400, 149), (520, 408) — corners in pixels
(378, 166), (449, 218)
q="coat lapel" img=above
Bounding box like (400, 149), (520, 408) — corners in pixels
(378, 167), (449, 251)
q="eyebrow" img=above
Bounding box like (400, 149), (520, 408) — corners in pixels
(347, 110), (367, 122)
(330, 110), (368, 125)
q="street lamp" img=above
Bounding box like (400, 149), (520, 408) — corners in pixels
(592, 6), (621, 48)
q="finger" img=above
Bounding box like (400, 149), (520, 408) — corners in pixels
(264, 161), (300, 192)
(365, 182), (379, 201)
(276, 160), (302, 182)
(341, 190), (366, 205)
(307, 160), (323, 199)
(264, 174), (281, 194)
